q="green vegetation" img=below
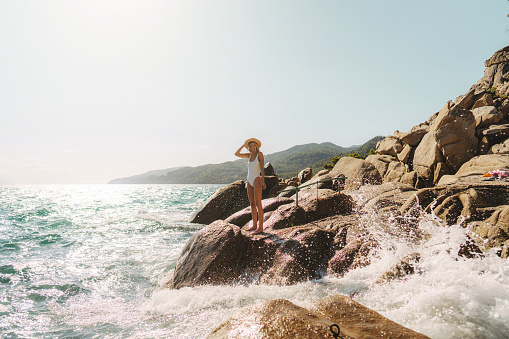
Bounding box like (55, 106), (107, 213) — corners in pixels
(486, 87), (508, 99)
(109, 137), (386, 184)
(322, 140), (379, 170)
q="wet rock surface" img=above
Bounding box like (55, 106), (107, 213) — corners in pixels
(208, 295), (429, 339)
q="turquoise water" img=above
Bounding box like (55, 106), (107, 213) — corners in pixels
(0, 184), (220, 338)
(1, 184), (509, 338)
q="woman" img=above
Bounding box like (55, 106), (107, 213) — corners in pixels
(235, 138), (266, 234)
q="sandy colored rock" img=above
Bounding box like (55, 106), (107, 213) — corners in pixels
(365, 154), (397, 178)
(330, 157), (382, 189)
(397, 123), (429, 146)
(376, 135), (404, 157)
(490, 138), (509, 154)
(472, 93), (494, 109)
(455, 154), (509, 176)
(433, 105), (478, 172)
(472, 106), (503, 128)
(413, 131), (444, 181)
(455, 90), (475, 109)
(384, 161), (410, 183)
(209, 295), (429, 339)
(473, 205), (509, 257)
(398, 144), (413, 163)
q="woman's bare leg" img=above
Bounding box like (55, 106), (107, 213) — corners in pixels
(252, 177), (264, 234)
(245, 182), (257, 231)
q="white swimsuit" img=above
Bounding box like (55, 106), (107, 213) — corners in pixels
(247, 153), (262, 186)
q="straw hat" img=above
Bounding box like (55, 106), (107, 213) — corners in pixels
(244, 137), (262, 150)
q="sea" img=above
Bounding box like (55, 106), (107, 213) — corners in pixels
(1, 184), (509, 339)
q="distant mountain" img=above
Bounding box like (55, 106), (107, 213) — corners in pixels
(108, 167), (183, 184)
(107, 138), (384, 185)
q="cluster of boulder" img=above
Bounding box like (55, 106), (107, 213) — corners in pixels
(169, 46), (509, 338)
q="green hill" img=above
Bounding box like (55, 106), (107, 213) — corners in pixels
(108, 137), (384, 184)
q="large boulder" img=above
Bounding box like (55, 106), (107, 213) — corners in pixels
(413, 131), (444, 183)
(376, 136), (404, 157)
(396, 123), (430, 146)
(329, 157), (382, 190)
(189, 181), (250, 224)
(209, 295), (430, 339)
(472, 106), (504, 128)
(437, 154), (509, 185)
(433, 104), (478, 172)
(168, 221), (249, 289)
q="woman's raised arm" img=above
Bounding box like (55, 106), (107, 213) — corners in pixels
(235, 145), (249, 158)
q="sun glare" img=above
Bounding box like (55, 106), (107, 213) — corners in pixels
(77, 0), (166, 23)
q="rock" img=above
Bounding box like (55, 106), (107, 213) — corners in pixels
(308, 295), (430, 339)
(401, 171), (419, 187)
(413, 131), (444, 182)
(297, 188), (354, 220)
(397, 123), (430, 146)
(208, 295), (430, 339)
(455, 90), (475, 109)
(473, 205), (509, 257)
(384, 161), (410, 183)
(401, 183), (509, 225)
(455, 154), (509, 176)
(365, 154), (397, 178)
(379, 253), (421, 282)
(433, 195), (463, 225)
(478, 136), (491, 155)
(490, 138), (509, 154)
(430, 101), (454, 131)
(264, 203), (307, 230)
(433, 105), (478, 172)
(433, 162), (450, 185)
(261, 176), (280, 199)
(260, 226), (334, 285)
(472, 93), (494, 109)
(189, 181), (250, 224)
(264, 162), (275, 176)
(346, 182), (417, 215)
(298, 167), (313, 184)
(398, 144), (413, 163)
(315, 169), (330, 178)
(479, 123), (509, 141)
(472, 106), (503, 128)
(267, 182), (288, 198)
(376, 136), (404, 157)
(327, 238), (365, 276)
(265, 189), (353, 230)
(329, 157), (382, 190)
(225, 197), (295, 227)
(286, 180), (299, 187)
(168, 221), (249, 289)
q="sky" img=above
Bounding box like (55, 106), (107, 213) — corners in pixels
(1, 0), (508, 184)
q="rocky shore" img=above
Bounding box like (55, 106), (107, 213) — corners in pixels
(170, 46), (509, 337)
